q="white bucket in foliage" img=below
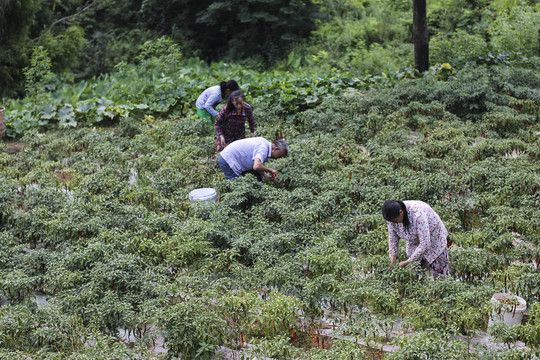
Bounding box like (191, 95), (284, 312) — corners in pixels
(189, 188), (218, 204)
(488, 293), (527, 327)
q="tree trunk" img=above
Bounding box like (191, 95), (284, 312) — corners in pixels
(413, 0), (429, 73)
(0, 107), (5, 138)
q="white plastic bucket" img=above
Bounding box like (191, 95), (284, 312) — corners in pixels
(488, 293), (527, 327)
(189, 188), (217, 204)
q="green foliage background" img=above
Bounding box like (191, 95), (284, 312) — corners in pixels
(1, 56), (540, 358)
(1, 0), (539, 98)
(0, 0), (539, 358)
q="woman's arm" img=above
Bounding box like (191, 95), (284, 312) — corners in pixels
(407, 212), (430, 263)
(204, 93), (221, 117)
(388, 223), (399, 263)
(247, 105), (256, 136)
(215, 107), (229, 147)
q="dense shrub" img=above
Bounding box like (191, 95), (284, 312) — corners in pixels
(0, 38), (539, 358)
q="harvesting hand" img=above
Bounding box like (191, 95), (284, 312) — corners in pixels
(390, 255), (397, 264)
(399, 260), (410, 267)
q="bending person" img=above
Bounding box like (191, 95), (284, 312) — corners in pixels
(218, 137), (288, 181)
(382, 200), (450, 278)
(195, 80), (239, 127)
(215, 90), (256, 152)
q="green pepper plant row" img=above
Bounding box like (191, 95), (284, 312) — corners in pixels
(0, 61), (539, 359)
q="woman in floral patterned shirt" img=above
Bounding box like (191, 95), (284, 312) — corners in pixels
(382, 200), (450, 278)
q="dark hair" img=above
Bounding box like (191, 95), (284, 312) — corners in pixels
(382, 200), (410, 229)
(219, 81), (227, 94)
(226, 79), (239, 91)
(226, 90), (245, 112)
(220, 80), (239, 94)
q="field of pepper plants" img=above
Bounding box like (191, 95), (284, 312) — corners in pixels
(1, 45), (540, 359)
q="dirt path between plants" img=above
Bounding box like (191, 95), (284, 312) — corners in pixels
(2, 141), (24, 154)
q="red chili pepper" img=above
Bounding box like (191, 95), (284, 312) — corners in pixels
(291, 328), (297, 340)
(272, 173), (276, 181)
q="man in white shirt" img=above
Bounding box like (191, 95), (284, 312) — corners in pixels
(217, 137), (289, 181)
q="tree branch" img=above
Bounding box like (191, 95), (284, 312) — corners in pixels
(45, 1), (95, 34)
